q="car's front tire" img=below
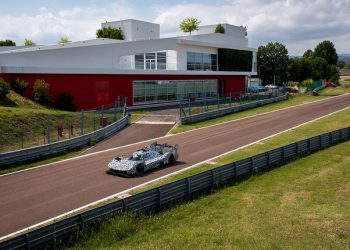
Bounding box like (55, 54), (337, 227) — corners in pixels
(136, 164), (145, 176)
(169, 155), (176, 164)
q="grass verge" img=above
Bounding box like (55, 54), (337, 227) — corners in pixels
(72, 137), (350, 249)
(171, 94), (328, 134)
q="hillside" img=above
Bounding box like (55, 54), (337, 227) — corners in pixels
(0, 91), (110, 152)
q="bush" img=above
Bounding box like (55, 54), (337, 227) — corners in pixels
(33, 79), (52, 105)
(0, 78), (10, 97)
(215, 24), (225, 33)
(55, 91), (76, 111)
(299, 78), (313, 88)
(10, 78), (28, 94)
(96, 27), (124, 40)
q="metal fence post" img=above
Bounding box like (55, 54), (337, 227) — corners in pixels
(47, 115), (51, 144)
(250, 157), (254, 173)
(158, 187), (162, 210)
(80, 110), (84, 135)
(114, 100), (117, 122)
(211, 169), (215, 190)
(186, 178), (191, 200)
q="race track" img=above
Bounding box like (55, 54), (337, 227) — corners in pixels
(0, 94), (349, 237)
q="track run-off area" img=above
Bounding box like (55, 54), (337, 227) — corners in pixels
(1, 94), (350, 238)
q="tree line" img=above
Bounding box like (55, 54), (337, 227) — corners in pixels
(258, 40), (340, 85)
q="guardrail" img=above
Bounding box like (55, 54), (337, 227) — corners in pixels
(1, 126), (349, 249)
(0, 115), (130, 168)
(180, 95), (287, 124)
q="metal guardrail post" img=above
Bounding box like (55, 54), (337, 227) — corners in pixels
(186, 178), (191, 200)
(158, 187), (162, 210)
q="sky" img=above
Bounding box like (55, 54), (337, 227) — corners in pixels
(0, 0), (349, 55)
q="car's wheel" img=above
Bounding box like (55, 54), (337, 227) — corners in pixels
(136, 164), (145, 176)
(169, 155), (176, 164)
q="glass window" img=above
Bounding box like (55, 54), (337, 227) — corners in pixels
(135, 54), (144, 70)
(146, 53), (156, 60)
(133, 80), (218, 104)
(187, 52), (217, 71)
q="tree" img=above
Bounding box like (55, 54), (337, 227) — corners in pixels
(33, 79), (52, 105)
(179, 17), (201, 35)
(24, 39), (36, 46)
(314, 40), (338, 65)
(58, 37), (71, 44)
(303, 49), (313, 59)
(287, 57), (312, 83)
(10, 78), (28, 94)
(0, 40), (16, 46)
(257, 42), (289, 85)
(215, 24), (225, 33)
(55, 91), (75, 111)
(0, 78), (10, 98)
(309, 57), (328, 80)
(96, 27), (124, 40)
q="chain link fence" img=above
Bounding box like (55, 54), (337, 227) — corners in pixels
(1, 98), (127, 153)
(179, 89), (284, 118)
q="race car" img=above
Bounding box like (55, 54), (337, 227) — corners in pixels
(106, 141), (179, 176)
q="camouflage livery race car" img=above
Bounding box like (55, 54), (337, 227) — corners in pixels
(106, 142), (179, 176)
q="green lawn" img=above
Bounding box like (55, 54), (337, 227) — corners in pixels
(72, 139), (350, 249)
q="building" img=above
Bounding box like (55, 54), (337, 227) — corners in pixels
(0, 19), (257, 110)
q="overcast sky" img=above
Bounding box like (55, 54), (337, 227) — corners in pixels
(0, 0), (349, 55)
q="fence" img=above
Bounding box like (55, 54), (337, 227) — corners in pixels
(0, 115), (130, 168)
(0, 98), (127, 153)
(180, 95), (287, 124)
(1, 126), (349, 249)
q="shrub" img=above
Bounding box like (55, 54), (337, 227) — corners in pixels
(215, 24), (225, 33)
(55, 91), (76, 111)
(0, 78), (10, 97)
(299, 78), (313, 88)
(96, 27), (124, 40)
(33, 79), (52, 105)
(10, 78), (28, 94)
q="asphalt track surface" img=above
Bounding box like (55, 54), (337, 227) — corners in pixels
(1, 94), (350, 237)
(84, 123), (174, 154)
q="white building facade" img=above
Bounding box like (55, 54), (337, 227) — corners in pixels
(0, 19), (257, 109)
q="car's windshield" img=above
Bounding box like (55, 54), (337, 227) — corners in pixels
(129, 154), (141, 161)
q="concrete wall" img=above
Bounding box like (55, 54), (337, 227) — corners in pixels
(102, 19), (160, 41)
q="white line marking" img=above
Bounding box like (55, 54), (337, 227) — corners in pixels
(135, 121), (175, 125)
(1, 93), (348, 178)
(1, 105), (349, 241)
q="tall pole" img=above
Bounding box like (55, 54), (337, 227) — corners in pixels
(47, 115), (51, 144)
(80, 110), (84, 135)
(114, 100), (117, 121)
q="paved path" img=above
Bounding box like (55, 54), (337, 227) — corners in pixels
(1, 94), (349, 238)
(135, 108), (179, 124)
